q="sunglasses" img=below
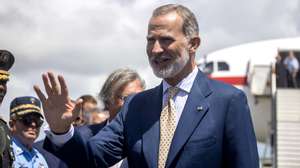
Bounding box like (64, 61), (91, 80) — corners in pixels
(17, 114), (44, 128)
(0, 80), (8, 86)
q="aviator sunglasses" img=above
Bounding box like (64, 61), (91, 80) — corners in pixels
(17, 114), (44, 128)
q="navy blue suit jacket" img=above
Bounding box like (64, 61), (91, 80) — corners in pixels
(44, 122), (106, 167)
(45, 71), (259, 168)
(76, 122), (107, 143)
(34, 140), (68, 168)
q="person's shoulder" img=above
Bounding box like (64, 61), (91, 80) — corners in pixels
(207, 77), (244, 97)
(86, 122), (107, 134)
(33, 146), (44, 155)
(119, 85), (162, 112)
(139, 84), (161, 96)
(76, 122), (107, 137)
(126, 84), (161, 103)
(11, 138), (24, 156)
(33, 140), (44, 153)
(87, 122), (106, 129)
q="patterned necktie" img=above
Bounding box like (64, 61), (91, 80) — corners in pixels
(158, 87), (179, 168)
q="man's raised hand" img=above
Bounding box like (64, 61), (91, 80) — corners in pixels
(33, 72), (82, 134)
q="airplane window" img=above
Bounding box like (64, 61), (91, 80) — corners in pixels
(204, 62), (213, 74)
(218, 62), (229, 71)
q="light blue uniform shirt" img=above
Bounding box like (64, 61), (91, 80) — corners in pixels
(12, 138), (48, 168)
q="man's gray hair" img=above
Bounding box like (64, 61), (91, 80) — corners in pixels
(152, 4), (199, 38)
(99, 68), (145, 110)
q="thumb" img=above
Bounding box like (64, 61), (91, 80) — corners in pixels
(72, 99), (83, 121)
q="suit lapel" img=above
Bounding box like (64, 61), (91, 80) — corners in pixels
(166, 71), (212, 167)
(142, 84), (163, 168)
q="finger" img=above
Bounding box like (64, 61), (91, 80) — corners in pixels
(66, 103), (74, 110)
(33, 85), (47, 103)
(42, 73), (53, 96)
(66, 99), (75, 109)
(58, 75), (69, 96)
(72, 99), (83, 120)
(48, 72), (60, 95)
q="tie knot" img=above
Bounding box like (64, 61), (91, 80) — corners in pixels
(168, 87), (179, 100)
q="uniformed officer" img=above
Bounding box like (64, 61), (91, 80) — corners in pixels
(9, 96), (48, 168)
(0, 50), (15, 168)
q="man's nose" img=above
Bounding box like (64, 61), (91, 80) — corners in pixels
(152, 40), (164, 55)
(0, 84), (5, 90)
(29, 121), (37, 127)
(0, 84), (6, 95)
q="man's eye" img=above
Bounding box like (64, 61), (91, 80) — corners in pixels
(160, 37), (174, 44)
(0, 80), (8, 85)
(147, 38), (155, 43)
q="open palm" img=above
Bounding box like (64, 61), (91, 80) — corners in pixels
(34, 72), (82, 134)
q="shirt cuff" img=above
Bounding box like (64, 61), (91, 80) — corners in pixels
(44, 125), (74, 147)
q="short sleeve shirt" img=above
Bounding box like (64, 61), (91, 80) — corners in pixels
(12, 138), (48, 168)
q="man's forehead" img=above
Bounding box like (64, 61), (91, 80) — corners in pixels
(151, 11), (179, 22)
(148, 24), (169, 33)
(148, 12), (182, 31)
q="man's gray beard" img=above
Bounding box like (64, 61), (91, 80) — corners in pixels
(150, 51), (190, 79)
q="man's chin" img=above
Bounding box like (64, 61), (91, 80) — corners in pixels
(24, 132), (38, 140)
(152, 66), (178, 79)
(25, 136), (37, 143)
(153, 70), (169, 78)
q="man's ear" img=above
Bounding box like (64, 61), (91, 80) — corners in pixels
(9, 120), (14, 128)
(188, 36), (201, 54)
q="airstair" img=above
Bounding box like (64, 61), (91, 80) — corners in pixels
(274, 89), (300, 168)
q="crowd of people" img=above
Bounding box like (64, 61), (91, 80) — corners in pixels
(1, 3), (260, 168)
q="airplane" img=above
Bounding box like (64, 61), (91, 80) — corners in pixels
(198, 37), (300, 143)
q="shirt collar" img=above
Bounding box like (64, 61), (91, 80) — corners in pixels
(163, 67), (199, 95)
(12, 137), (38, 156)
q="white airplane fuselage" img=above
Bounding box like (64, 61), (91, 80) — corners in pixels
(200, 37), (300, 142)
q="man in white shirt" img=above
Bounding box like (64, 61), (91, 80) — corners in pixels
(284, 51), (299, 88)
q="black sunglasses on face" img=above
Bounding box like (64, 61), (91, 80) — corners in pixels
(17, 114), (44, 128)
(0, 80), (8, 86)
